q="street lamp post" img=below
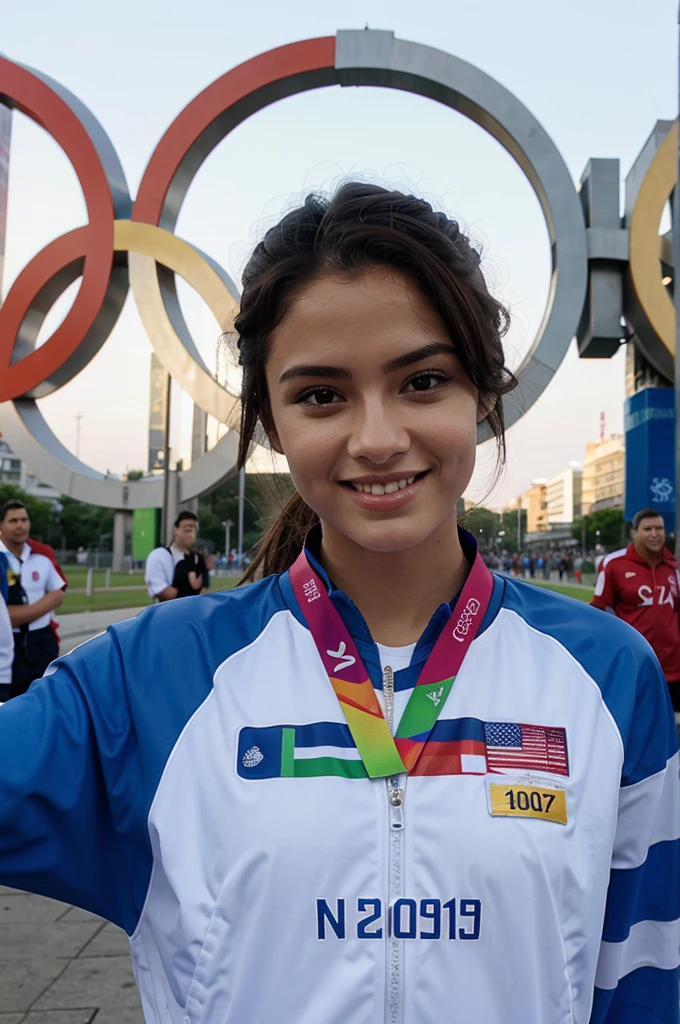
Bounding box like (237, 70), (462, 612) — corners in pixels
(222, 519), (233, 559)
(74, 412), (83, 459)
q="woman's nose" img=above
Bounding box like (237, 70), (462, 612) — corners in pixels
(346, 400), (411, 463)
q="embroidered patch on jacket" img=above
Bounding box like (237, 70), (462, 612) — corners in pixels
(237, 719), (569, 779)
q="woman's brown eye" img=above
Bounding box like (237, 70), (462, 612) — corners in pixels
(408, 374), (445, 392)
(311, 389), (337, 405)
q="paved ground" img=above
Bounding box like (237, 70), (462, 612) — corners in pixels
(0, 885), (143, 1023)
(57, 609), (142, 656)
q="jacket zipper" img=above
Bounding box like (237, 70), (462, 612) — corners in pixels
(383, 665), (406, 1024)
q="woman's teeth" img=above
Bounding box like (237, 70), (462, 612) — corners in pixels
(351, 476), (416, 495)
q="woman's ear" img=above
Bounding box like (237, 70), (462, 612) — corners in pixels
(476, 392), (496, 423)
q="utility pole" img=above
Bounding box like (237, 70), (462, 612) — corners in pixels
(160, 373), (172, 543)
(517, 496), (522, 552)
(75, 412), (83, 459)
(222, 518), (233, 558)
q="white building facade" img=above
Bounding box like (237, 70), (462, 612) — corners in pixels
(546, 468), (583, 525)
(0, 439), (62, 504)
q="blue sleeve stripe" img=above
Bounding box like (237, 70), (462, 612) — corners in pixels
(612, 753), (680, 870)
(590, 965), (680, 1023)
(603, 839), (680, 943)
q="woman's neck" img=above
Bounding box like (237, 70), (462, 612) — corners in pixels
(318, 521), (468, 647)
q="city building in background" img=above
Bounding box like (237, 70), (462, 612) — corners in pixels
(546, 467), (582, 525)
(0, 439), (61, 504)
(522, 480), (549, 534)
(582, 435), (625, 514)
(507, 468), (582, 551)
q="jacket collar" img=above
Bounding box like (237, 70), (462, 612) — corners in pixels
(279, 526), (505, 690)
(625, 542), (677, 570)
(0, 539), (30, 562)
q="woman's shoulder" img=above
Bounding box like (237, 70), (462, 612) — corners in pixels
(65, 572), (291, 682)
(128, 572), (286, 640)
(498, 573), (652, 657)
(497, 575), (670, 747)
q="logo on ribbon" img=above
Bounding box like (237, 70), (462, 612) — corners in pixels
(326, 642), (356, 673)
(452, 597), (482, 644)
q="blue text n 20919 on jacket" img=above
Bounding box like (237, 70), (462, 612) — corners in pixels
(316, 898), (482, 940)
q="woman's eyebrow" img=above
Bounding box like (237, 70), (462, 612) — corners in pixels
(381, 342), (455, 373)
(279, 364), (351, 384)
(279, 343), (455, 384)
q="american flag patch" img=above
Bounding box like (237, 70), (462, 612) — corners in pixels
(483, 722), (569, 777)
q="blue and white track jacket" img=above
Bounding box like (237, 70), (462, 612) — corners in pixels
(0, 552), (678, 1023)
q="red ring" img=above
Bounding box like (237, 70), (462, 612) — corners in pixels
(0, 58), (114, 401)
(133, 37), (335, 229)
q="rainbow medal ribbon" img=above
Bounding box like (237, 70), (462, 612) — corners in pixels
(289, 546), (494, 778)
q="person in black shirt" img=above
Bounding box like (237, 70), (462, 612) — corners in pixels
(145, 512), (209, 602)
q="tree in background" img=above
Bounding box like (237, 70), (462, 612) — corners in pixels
(197, 474), (293, 554)
(572, 509), (627, 552)
(58, 497), (114, 551)
(459, 507), (500, 552)
(497, 508), (528, 554)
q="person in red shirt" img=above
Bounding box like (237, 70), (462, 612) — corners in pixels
(591, 508), (680, 709)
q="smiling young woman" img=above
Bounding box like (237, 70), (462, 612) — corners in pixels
(0, 184), (678, 1024)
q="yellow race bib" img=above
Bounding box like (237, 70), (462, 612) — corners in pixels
(487, 782), (567, 825)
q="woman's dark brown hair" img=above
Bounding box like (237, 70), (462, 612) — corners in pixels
(235, 182), (516, 582)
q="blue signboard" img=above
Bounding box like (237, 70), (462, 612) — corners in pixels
(624, 387), (675, 529)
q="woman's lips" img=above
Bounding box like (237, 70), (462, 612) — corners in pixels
(342, 473), (428, 511)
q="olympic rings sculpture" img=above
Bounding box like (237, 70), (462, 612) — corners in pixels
(0, 30), (672, 508)
(628, 122), (677, 377)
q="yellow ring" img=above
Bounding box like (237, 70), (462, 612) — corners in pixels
(114, 220), (241, 425)
(629, 120), (677, 358)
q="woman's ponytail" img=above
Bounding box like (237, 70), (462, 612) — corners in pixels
(240, 491), (318, 583)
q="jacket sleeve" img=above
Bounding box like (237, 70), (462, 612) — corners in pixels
(0, 629), (152, 934)
(590, 652), (680, 1022)
(591, 561), (617, 613)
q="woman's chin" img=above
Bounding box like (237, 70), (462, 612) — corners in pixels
(325, 518), (443, 556)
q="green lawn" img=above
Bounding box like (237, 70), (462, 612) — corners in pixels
(528, 580), (593, 603)
(61, 577), (239, 614)
(62, 567), (146, 589)
(58, 570), (593, 614)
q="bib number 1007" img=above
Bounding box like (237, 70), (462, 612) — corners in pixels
(316, 897), (481, 940)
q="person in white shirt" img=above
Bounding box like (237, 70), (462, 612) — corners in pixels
(0, 501), (65, 699)
(145, 511), (209, 602)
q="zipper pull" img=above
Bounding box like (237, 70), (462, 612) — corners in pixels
(390, 786), (405, 830)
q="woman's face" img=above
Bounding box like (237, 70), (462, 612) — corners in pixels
(264, 268), (480, 555)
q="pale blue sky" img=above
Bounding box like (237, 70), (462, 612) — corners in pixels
(2, 0), (676, 504)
